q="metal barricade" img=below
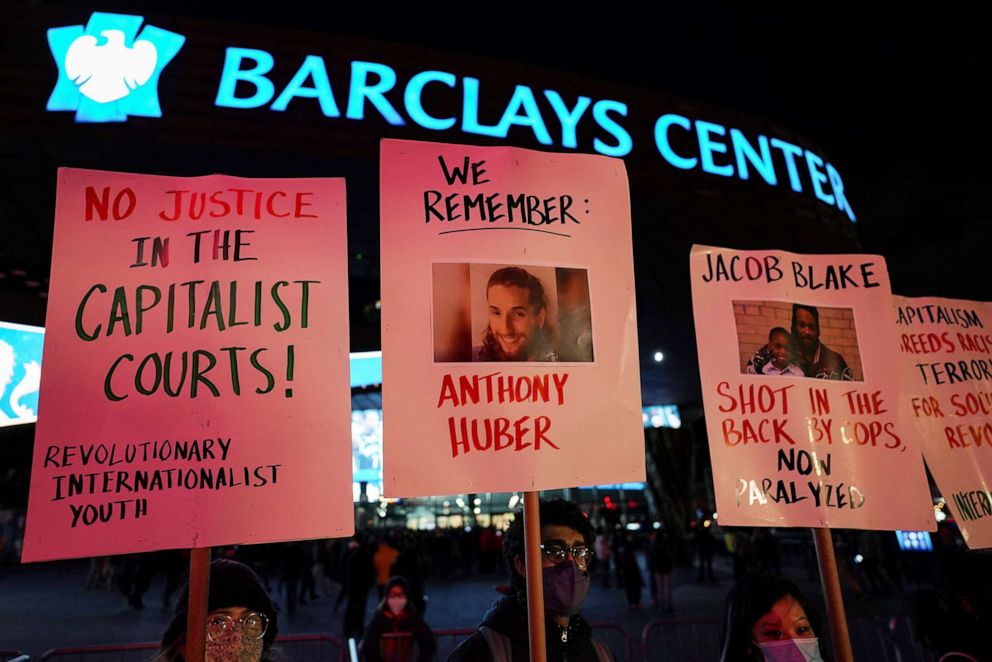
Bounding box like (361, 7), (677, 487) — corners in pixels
(884, 614), (938, 662)
(641, 617), (724, 661)
(847, 615), (897, 662)
(389, 623), (633, 661)
(590, 622), (635, 662)
(39, 642), (158, 662)
(272, 634), (348, 661)
(39, 634), (347, 662)
(430, 627), (481, 660)
(640, 615), (941, 662)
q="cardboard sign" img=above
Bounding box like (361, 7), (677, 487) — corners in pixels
(690, 245), (934, 530)
(22, 168), (353, 562)
(895, 295), (992, 547)
(380, 139), (644, 496)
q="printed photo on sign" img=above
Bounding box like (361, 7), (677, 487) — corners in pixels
(734, 301), (863, 381)
(432, 263), (594, 363)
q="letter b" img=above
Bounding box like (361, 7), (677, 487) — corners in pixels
(215, 48), (276, 108)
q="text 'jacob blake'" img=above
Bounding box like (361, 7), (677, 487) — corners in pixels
(701, 253), (881, 290)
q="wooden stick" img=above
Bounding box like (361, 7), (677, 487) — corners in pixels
(185, 547), (212, 662)
(812, 528), (853, 662)
(523, 491), (547, 662)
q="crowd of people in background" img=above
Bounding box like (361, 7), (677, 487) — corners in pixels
(63, 513), (992, 661)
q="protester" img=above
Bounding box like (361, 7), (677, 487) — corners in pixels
(447, 498), (613, 661)
(618, 532), (644, 608)
(282, 541), (310, 616)
(360, 575), (436, 662)
(649, 530), (675, 612)
(374, 534), (401, 598)
(344, 534), (377, 640)
(158, 558), (279, 662)
(593, 528), (612, 588)
(694, 523), (717, 581)
(392, 533), (429, 616)
(720, 574), (828, 662)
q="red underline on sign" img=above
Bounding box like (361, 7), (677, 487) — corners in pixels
(438, 227), (572, 238)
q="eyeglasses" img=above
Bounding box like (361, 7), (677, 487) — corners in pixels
(540, 544), (594, 571)
(206, 612), (269, 643)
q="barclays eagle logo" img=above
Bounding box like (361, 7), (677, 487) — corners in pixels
(47, 12), (185, 123)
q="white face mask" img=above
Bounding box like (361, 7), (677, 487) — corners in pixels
(387, 596), (407, 615)
(756, 637), (823, 662)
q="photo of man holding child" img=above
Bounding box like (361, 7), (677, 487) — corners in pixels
(735, 301), (861, 381)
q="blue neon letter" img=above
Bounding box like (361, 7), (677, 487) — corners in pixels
(404, 71), (456, 130)
(462, 77), (504, 137)
(215, 48), (275, 108)
(494, 85), (552, 145)
(730, 129), (777, 185)
(695, 120), (734, 177)
(653, 114), (697, 170)
(769, 138), (804, 192)
(346, 61), (405, 126)
(804, 151), (835, 205)
(271, 55), (340, 116)
(544, 91), (592, 149)
(826, 163), (856, 221)
(592, 100), (632, 157)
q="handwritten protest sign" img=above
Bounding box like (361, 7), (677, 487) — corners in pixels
(380, 139), (644, 496)
(690, 245), (934, 530)
(22, 169), (353, 562)
(895, 295), (992, 547)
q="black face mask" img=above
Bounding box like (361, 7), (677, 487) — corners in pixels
(542, 561), (590, 617)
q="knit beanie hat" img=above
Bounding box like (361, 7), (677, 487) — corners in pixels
(160, 558), (279, 653)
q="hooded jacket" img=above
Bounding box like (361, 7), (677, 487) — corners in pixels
(447, 595), (611, 662)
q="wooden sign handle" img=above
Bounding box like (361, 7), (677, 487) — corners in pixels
(524, 492), (547, 662)
(185, 547), (212, 662)
(812, 528), (853, 662)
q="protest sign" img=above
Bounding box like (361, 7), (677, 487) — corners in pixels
(22, 168), (353, 562)
(895, 295), (992, 547)
(690, 245), (934, 530)
(380, 139), (643, 496)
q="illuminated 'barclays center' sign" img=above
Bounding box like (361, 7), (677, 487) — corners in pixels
(214, 49), (855, 221)
(45, 12), (856, 221)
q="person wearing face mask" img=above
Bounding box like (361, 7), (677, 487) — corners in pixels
(158, 558), (279, 662)
(447, 498), (614, 661)
(360, 575), (436, 662)
(720, 574), (829, 662)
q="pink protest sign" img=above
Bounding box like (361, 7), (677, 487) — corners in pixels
(380, 139), (644, 496)
(22, 168), (353, 562)
(894, 296), (992, 547)
(690, 245), (934, 530)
